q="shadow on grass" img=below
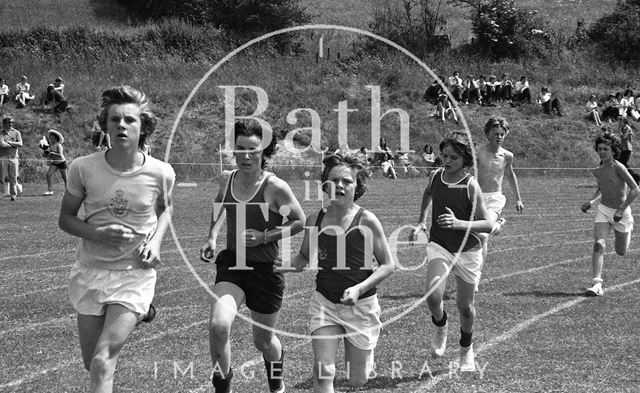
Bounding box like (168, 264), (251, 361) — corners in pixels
(503, 290), (586, 298)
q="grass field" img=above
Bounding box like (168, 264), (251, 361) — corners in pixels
(2, 174), (640, 392)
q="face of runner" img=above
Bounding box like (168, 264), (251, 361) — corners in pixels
(487, 125), (507, 146)
(441, 145), (465, 176)
(596, 143), (614, 163)
(234, 135), (263, 172)
(326, 165), (356, 206)
(106, 103), (142, 151)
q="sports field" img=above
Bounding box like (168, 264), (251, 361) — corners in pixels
(2, 174), (640, 393)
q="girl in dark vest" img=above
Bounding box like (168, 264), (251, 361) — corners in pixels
(292, 153), (395, 393)
(409, 131), (495, 372)
(199, 121), (305, 393)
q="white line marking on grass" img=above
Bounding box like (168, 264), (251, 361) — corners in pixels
(488, 239), (590, 255)
(0, 248), (75, 262)
(412, 277), (640, 392)
(498, 227), (586, 240)
(0, 287), (311, 389)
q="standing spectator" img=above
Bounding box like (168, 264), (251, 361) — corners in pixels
(498, 73), (513, 101)
(43, 129), (68, 196)
(602, 92), (622, 122)
(58, 86), (175, 393)
(586, 94), (603, 126)
(0, 116), (23, 201)
(446, 70), (463, 102)
(91, 116), (111, 150)
(0, 78), (9, 107)
(619, 118), (634, 167)
(513, 76), (531, 103)
(423, 77), (444, 105)
(536, 87), (563, 116)
(15, 75), (34, 108)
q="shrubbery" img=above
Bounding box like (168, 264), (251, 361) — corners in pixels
(588, 0), (640, 61)
(117, 0), (310, 34)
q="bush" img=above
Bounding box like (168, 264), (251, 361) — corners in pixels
(588, 0), (640, 61)
(470, 0), (552, 59)
(118, 0), (310, 33)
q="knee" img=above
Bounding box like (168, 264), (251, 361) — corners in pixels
(313, 360), (336, 385)
(593, 239), (605, 254)
(615, 245), (626, 256)
(253, 334), (276, 353)
(89, 351), (114, 376)
(457, 302), (475, 319)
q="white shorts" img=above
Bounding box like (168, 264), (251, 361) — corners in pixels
(69, 261), (157, 316)
(483, 192), (506, 215)
(594, 204), (634, 233)
(308, 291), (381, 350)
(426, 242), (483, 285)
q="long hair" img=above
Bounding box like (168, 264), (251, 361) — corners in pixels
(439, 131), (474, 168)
(97, 86), (157, 150)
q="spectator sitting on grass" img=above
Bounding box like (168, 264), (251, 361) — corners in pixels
(477, 75), (496, 107)
(621, 89), (634, 118)
(375, 137), (397, 179)
(632, 94), (640, 122)
(53, 77), (65, 95)
(602, 92), (621, 122)
(446, 70), (463, 102)
(536, 86), (563, 116)
(498, 73), (513, 101)
(435, 93), (458, 123)
(423, 77), (444, 105)
(396, 148), (419, 176)
(513, 76), (531, 104)
(44, 84), (68, 116)
(0, 78), (9, 107)
(15, 75), (34, 108)
(586, 94), (603, 126)
(462, 74), (481, 105)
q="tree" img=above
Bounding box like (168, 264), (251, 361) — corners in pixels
(588, 0), (640, 61)
(368, 0), (449, 57)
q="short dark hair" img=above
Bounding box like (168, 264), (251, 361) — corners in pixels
(98, 86), (157, 150)
(439, 131), (474, 168)
(233, 121), (278, 169)
(321, 153), (370, 201)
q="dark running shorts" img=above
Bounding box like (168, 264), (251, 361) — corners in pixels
(214, 249), (285, 314)
(51, 161), (68, 169)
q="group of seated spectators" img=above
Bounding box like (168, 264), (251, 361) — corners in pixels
(0, 75), (68, 115)
(354, 138), (441, 179)
(424, 70), (532, 108)
(588, 88), (640, 125)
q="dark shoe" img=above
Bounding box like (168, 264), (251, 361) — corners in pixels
(264, 349), (285, 393)
(137, 303), (156, 326)
(212, 368), (233, 393)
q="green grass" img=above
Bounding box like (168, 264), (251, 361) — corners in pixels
(2, 175), (640, 392)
